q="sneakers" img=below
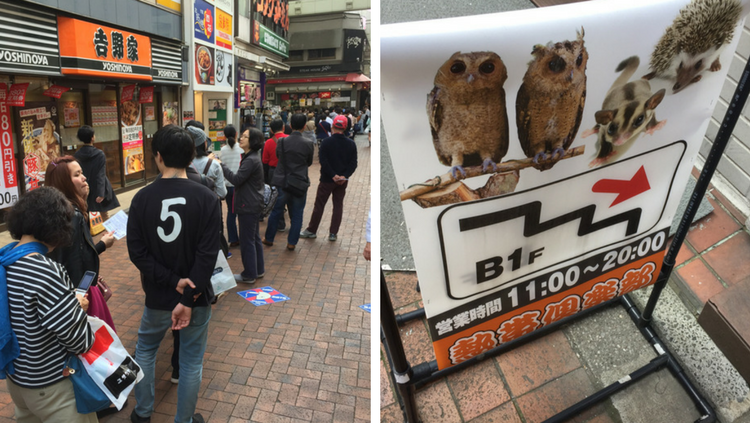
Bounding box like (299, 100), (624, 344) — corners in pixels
(300, 230), (317, 238)
(192, 414), (206, 423)
(171, 368), (179, 384)
(226, 251), (232, 258)
(131, 409), (150, 423)
(257, 273), (265, 279)
(328, 234), (337, 242)
(234, 274), (256, 284)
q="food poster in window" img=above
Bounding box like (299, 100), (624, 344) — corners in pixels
(214, 49), (233, 89)
(195, 44), (215, 85)
(381, 0), (747, 370)
(16, 102), (60, 191)
(208, 99), (227, 143)
(163, 101), (179, 126)
(63, 102), (81, 128)
(121, 86), (144, 175)
(0, 84), (19, 208)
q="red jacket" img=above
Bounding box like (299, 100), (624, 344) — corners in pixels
(262, 132), (287, 167)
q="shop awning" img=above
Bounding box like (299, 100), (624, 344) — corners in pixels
(345, 73), (370, 82)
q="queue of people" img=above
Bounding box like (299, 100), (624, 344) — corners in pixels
(0, 108), (363, 423)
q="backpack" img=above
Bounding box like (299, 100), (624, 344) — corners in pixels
(262, 184), (278, 218)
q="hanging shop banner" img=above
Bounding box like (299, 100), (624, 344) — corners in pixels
(0, 3), (60, 76)
(343, 29), (367, 63)
(194, 0), (215, 45)
(0, 84), (19, 209)
(208, 99), (227, 142)
(215, 7), (233, 50)
(195, 44), (215, 85)
(7, 83), (29, 107)
(381, 0), (747, 370)
(16, 102), (59, 191)
(139, 86), (154, 103)
(121, 85), (136, 102)
(42, 85), (71, 99)
(214, 50), (233, 90)
(252, 22), (289, 58)
(121, 87), (144, 175)
(58, 17), (152, 81)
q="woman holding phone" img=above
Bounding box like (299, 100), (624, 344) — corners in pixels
(45, 156), (117, 331)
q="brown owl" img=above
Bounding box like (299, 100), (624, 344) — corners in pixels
(427, 51), (509, 179)
(517, 28), (588, 171)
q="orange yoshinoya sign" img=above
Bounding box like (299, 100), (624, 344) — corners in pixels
(58, 17), (152, 81)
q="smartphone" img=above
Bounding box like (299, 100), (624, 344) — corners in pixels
(75, 271), (96, 296)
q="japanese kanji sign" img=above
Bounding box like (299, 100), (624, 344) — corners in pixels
(42, 85), (71, 99)
(381, 0), (744, 370)
(194, 0), (215, 45)
(57, 17), (152, 81)
(6, 83), (29, 107)
(0, 84), (18, 209)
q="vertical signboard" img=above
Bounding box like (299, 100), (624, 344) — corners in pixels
(193, 0), (215, 45)
(0, 84), (18, 208)
(121, 86), (144, 175)
(251, 0), (290, 58)
(16, 102), (60, 191)
(381, 0), (746, 370)
(208, 99), (227, 142)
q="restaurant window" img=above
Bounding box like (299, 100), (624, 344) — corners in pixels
(308, 48), (335, 60)
(58, 90), (86, 151)
(89, 87), (122, 189)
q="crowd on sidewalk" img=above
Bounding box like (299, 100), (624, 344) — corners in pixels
(0, 107), (366, 423)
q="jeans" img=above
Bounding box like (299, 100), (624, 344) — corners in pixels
(225, 187), (239, 244)
(134, 306), (211, 423)
(265, 189), (306, 245)
(306, 181), (348, 235)
(238, 212), (265, 279)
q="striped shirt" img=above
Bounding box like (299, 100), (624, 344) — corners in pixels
(6, 254), (94, 388)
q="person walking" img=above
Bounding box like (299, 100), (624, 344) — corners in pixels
(220, 125), (242, 248)
(74, 125), (120, 220)
(3, 187), (96, 423)
(220, 128), (266, 283)
(262, 113), (314, 251)
(300, 115), (358, 242)
(127, 126), (220, 423)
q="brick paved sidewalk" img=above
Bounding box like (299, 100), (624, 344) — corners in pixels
(0, 136), (371, 423)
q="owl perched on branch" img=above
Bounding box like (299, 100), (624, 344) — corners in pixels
(517, 28), (588, 171)
(427, 51), (509, 179)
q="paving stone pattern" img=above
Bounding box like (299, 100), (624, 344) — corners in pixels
(0, 135), (371, 423)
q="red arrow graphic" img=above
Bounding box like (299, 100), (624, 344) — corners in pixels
(592, 166), (651, 207)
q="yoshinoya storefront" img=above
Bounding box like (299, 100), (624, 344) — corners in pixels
(0, 1), (185, 227)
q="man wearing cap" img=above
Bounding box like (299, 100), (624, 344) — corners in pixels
(300, 115), (358, 242)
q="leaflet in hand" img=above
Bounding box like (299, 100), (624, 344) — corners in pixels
(103, 210), (128, 240)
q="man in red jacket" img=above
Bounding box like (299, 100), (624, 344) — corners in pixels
(262, 119), (288, 231)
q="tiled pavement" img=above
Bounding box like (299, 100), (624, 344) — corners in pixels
(380, 167), (750, 423)
(0, 135), (371, 423)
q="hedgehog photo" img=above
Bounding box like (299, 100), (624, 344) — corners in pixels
(643, 0), (742, 93)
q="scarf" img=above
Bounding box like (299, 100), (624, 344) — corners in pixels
(0, 241), (49, 378)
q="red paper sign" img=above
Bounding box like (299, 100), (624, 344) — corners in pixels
(0, 83), (17, 191)
(7, 83), (29, 107)
(319, 91), (331, 99)
(139, 86), (154, 103)
(121, 85), (136, 103)
(42, 85), (71, 99)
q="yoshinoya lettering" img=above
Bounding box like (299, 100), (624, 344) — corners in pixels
(102, 62), (133, 73)
(156, 69), (179, 79)
(0, 50), (50, 65)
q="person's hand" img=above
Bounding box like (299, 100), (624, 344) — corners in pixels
(176, 278), (196, 295)
(95, 196), (104, 203)
(76, 293), (89, 312)
(171, 303), (192, 330)
(363, 242), (371, 261)
(333, 175), (346, 185)
(101, 231), (116, 249)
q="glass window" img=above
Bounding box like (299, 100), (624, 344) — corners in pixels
(308, 48), (336, 60)
(288, 50), (304, 61)
(58, 91), (85, 149)
(89, 88), (122, 189)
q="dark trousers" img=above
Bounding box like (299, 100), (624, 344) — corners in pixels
(238, 212), (265, 279)
(306, 181), (348, 235)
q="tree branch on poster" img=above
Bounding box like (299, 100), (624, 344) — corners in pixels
(399, 145), (585, 205)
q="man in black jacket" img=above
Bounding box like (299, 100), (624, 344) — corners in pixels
(262, 113), (314, 250)
(300, 115), (358, 242)
(74, 125), (120, 220)
(127, 125), (220, 423)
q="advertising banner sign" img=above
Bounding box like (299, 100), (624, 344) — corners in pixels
(381, 0), (745, 370)
(7, 83), (29, 107)
(16, 102), (59, 191)
(121, 87), (143, 175)
(0, 84), (18, 209)
(216, 7), (233, 50)
(42, 85), (71, 99)
(139, 86), (154, 103)
(194, 0), (215, 45)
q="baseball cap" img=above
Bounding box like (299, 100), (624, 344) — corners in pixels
(186, 126), (208, 147)
(332, 115), (348, 130)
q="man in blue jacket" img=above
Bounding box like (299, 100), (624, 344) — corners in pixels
(300, 115), (358, 242)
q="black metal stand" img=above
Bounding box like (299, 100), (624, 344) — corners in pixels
(381, 56), (750, 423)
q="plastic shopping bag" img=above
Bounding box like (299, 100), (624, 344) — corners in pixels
(79, 316), (143, 410)
(211, 250), (236, 295)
